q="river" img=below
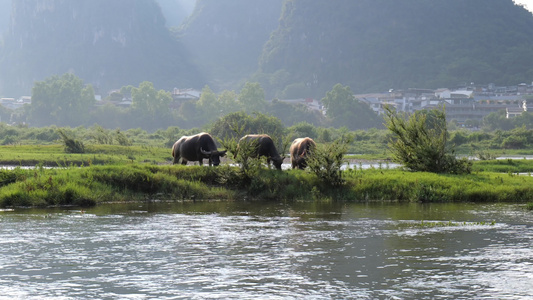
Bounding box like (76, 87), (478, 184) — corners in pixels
(0, 201), (532, 299)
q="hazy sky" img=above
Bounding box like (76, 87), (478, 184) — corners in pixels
(514, 0), (533, 12)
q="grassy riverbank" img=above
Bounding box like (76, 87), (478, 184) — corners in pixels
(0, 144), (171, 166)
(2, 162), (533, 208)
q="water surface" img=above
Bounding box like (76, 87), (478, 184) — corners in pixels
(0, 202), (532, 299)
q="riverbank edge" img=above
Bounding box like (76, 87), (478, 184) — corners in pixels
(2, 163), (533, 208)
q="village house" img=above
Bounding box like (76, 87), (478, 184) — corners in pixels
(170, 88), (201, 109)
(357, 83), (532, 125)
(0, 96), (31, 110)
(506, 100), (528, 118)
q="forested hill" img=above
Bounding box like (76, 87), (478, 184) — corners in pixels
(2, 0), (533, 100)
(0, 0), (204, 96)
(257, 0), (533, 97)
(0, 0), (10, 36)
(177, 0), (283, 90)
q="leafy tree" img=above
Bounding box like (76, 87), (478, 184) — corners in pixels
(511, 111), (533, 129)
(280, 82), (311, 99)
(30, 73), (95, 127)
(197, 85), (216, 109)
(210, 111), (286, 141)
(288, 121), (318, 139)
(217, 90), (242, 116)
(196, 85), (218, 120)
(131, 82), (171, 118)
(130, 81), (173, 130)
(120, 85), (135, 96)
(0, 104), (13, 123)
(317, 128), (332, 143)
(482, 110), (513, 131)
(384, 106), (471, 174)
(321, 84), (381, 130)
(90, 103), (128, 129)
(238, 82), (266, 112)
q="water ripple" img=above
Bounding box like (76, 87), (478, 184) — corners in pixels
(0, 203), (532, 299)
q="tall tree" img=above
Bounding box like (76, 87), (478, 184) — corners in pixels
(321, 83), (381, 130)
(30, 73), (95, 126)
(238, 82), (266, 113)
(217, 90), (242, 116)
(131, 81), (173, 130)
(196, 85), (218, 119)
(131, 81), (171, 118)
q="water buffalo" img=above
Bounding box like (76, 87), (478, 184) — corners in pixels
(236, 134), (284, 170)
(172, 132), (227, 166)
(290, 137), (316, 169)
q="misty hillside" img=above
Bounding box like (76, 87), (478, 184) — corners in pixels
(0, 0), (203, 96)
(177, 0), (283, 90)
(158, 0), (195, 28)
(258, 0), (533, 97)
(2, 0), (533, 100)
(0, 0), (10, 36)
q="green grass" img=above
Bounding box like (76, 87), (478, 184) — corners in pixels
(2, 163), (533, 208)
(345, 168), (533, 202)
(0, 144), (171, 166)
(0, 164), (238, 207)
(471, 158), (533, 173)
(2, 143), (533, 208)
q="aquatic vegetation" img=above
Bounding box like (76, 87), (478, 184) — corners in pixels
(407, 220), (497, 228)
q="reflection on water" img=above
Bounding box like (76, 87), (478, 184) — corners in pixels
(0, 202), (532, 299)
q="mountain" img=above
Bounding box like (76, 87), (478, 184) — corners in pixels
(258, 0), (533, 97)
(0, 0), (203, 97)
(0, 0), (10, 36)
(157, 0), (195, 28)
(2, 0), (533, 101)
(177, 0), (283, 91)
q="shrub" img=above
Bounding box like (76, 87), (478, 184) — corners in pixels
(501, 135), (527, 149)
(58, 129), (85, 153)
(90, 125), (113, 144)
(115, 129), (132, 146)
(384, 106), (471, 174)
(307, 138), (349, 186)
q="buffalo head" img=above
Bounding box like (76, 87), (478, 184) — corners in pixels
(200, 148), (227, 166)
(271, 155), (284, 170)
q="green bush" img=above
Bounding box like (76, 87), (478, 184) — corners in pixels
(58, 129), (85, 153)
(384, 106), (471, 174)
(501, 135), (527, 149)
(307, 139), (348, 186)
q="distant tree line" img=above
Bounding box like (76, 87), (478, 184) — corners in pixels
(8, 72), (533, 145)
(9, 73), (382, 132)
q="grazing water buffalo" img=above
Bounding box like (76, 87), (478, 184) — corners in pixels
(172, 132), (226, 166)
(236, 134), (284, 170)
(290, 137), (316, 169)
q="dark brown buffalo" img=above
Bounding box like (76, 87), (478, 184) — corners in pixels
(236, 134), (284, 170)
(172, 132), (226, 166)
(290, 137), (316, 169)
